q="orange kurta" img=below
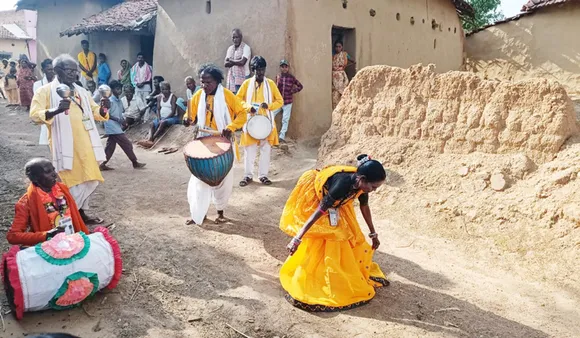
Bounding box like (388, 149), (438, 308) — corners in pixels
(6, 183), (89, 246)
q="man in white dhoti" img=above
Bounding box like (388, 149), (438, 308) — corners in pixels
(184, 64), (246, 225)
(30, 54), (110, 225)
(33, 59), (56, 146)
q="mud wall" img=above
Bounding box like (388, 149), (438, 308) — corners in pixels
(465, 3), (580, 95)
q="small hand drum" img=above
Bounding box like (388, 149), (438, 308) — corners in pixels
(247, 114), (273, 140)
(184, 136), (234, 187)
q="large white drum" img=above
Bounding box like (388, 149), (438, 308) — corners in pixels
(246, 114), (273, 140)
(1, 227), (122, 319)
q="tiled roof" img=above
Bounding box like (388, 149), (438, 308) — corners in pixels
(60, 0), (157, 37)
(0, 10), (29, 40)
(521, 0), (574, 12)
(467, 0), (577, 36)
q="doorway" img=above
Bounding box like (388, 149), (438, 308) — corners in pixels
(140, 35), (155, 65)
(331, 26), (356, 80)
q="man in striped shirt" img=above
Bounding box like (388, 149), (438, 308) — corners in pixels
(273, 59), (303, 142)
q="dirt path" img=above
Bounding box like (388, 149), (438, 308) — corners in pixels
(0, 102), (578, 338)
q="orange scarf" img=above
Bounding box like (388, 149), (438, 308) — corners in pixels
(26, 182), (88, 234)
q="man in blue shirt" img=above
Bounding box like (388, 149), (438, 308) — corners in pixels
(100, 80), (146, 171)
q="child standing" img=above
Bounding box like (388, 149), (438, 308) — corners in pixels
(4, 66), (19, 106)
(273, 59), (303, 143)
(99, 80), (146, 171)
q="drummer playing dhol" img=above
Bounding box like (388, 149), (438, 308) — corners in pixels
(183, 64), (247, 225)
(237, 56), (284, 187)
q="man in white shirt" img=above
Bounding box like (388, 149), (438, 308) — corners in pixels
(224, 28), (251, 93)
(121, 84), (147, 126)
(33, 59), (56, 146)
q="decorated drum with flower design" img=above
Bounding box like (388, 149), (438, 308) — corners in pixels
(1, 227), (122, 319)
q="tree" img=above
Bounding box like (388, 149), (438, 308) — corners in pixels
(461, 0), (505, 32)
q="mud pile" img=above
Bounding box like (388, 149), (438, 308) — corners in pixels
(319, 64), (580, 289)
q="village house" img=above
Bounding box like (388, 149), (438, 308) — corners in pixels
(465, 0), (580, 96)
(153, 0), (474, 139)
(16, 0), (156, 72)
(0, 9), (36, 62)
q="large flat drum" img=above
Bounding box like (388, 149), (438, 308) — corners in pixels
(247, 115), (273, 140)
(184, 136), (234, 187)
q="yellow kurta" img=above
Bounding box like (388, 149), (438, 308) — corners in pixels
(236, 78), (284, 147)
(77, 51), (98, 80)
(30, 84), (108, 188)
(185, 87), (247, 132)
(279, 166), (387, 311)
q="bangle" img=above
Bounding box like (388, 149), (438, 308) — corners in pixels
(368, 232), (378, 239)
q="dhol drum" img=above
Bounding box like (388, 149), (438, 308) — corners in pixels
(1, 227), (122, 319)
(246, 114), (273, 140)
(184, 135), (234, 187)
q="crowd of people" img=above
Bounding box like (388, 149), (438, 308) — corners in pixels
(4, 28), (389, 316)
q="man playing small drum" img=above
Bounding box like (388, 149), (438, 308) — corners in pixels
(7, 158), (89, 246)
(237, 56), (284, 187)
(184, 64), (247, 225)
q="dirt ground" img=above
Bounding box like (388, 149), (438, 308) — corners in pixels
(0, 100), (579, 338)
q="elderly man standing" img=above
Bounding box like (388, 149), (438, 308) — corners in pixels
(224, 28), (251, 93)
(77, 40), (98, 88)
(30, 54), (110, 225)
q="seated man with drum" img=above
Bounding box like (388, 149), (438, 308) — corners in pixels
(183, 64), (247, 225)
(7, 158), (89, 246)
(236, 56), (284, 186)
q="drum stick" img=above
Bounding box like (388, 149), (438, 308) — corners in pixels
(199, 128), (222, 135)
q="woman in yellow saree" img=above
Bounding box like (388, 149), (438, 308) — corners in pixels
(279, 154), (388, 312)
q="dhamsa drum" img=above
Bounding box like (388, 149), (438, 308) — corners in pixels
(1, 227), (122, 320)
(184, 135), (234, 187)
(246, 114), (273, 140)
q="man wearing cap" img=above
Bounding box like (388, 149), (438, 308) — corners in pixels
(273, 59), (303, 142)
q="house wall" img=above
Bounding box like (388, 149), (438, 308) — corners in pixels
(35, 0), (119, 63)
(465, 3), (580, 95)
(88, 31), (142, 81)
(153, 0), (463, 140)
(23, 10), (37, 62)
(0, 39), (29, 60)
(288, 0), (464, 139)
(153, 0), (288, 98)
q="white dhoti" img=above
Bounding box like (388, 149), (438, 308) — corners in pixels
(69, 181), (99, 210)
(244, 141), (271, 179)
(187, 171), (233, 225)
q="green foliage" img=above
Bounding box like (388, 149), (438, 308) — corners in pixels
(462, 0), (505, 32)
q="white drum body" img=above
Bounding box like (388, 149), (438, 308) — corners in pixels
(246, 114), (273, 140)
(1, 227), (122, 319)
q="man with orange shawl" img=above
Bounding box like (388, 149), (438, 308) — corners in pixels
(7, 158), (89, 246)
(279, 154), (388, 311)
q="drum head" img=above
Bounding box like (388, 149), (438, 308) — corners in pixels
(184, 136), (231, 159)
(247, 115), (273, 140)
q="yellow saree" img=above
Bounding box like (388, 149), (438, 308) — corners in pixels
(279, 166), (387, 311)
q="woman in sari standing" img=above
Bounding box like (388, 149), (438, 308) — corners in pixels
(117, 59), (132, 87)
(331, 40), (355, 109)
(17, 55), (36, 110)
(279, 154), (389, 312)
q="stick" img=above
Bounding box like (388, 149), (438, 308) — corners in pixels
(434, 307), (461, 313)
(130, 272), (141, 302)
(225, 323), (253, 338)
(81, 304), (96, 318)
(396, 239), (416, 248)
(0, 305), (5, 332)
(209, 304), (223, 314)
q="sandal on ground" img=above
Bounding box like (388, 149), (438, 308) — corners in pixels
(185, 216), (207, 225)
(163, 147), (179, 154)
(239, 177), (252, 187)
(84, 217), (105, 225)
(259, 177), (272, 185)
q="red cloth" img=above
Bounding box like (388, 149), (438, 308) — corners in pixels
(6, 183), (89, 246)
(17, 66), (34, 106)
